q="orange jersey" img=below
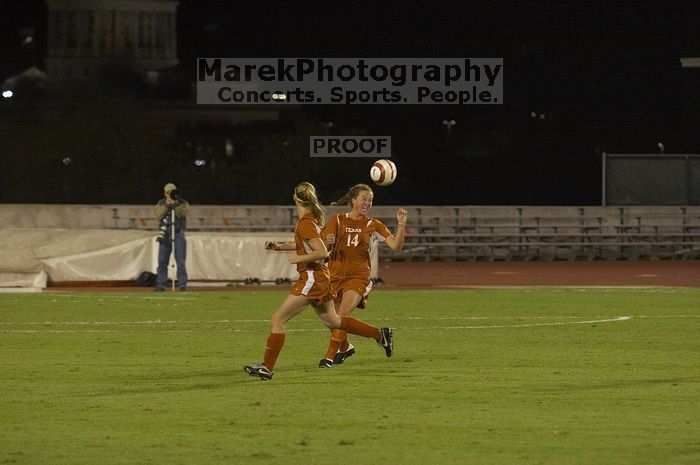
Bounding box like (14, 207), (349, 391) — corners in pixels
(323, 213), (391, 280)
(294, 213), (328, 274)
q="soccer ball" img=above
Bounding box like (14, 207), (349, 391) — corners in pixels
(370, 159), (397, 186)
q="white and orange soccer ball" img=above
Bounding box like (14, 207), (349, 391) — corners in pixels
(370, 159), (397, 186)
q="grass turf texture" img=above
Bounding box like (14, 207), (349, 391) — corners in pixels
(1, 289), (699, 465)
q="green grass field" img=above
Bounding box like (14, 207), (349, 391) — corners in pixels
(1, 288), (699, 465)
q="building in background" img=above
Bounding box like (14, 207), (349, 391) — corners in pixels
(45, 0), (178, 82)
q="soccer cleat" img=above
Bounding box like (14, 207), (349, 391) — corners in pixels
(378, 327), (393, 357)
(244, 363), (273, 380)
(318, 358), (333, 368)
(332, 345), (356, 365)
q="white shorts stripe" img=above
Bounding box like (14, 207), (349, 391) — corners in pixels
(363, 279), (373, 298)
(301, 270), (315, 296)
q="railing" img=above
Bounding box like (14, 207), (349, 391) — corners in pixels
(94, 207), (700, 261)
(2, 204), (698, 260)
(379, 231), (700, 261)
(368, 207), (700, 261)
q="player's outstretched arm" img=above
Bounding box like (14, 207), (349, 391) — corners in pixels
(384, 208), (407, 251)
(265, 241), (296, 251)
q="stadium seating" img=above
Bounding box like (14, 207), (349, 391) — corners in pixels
(1, 204), (698, 261)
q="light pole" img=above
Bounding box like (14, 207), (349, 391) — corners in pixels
(320, 121), (334, 135)
(442, 119), (456, 144)
(19, 28), (36, 67)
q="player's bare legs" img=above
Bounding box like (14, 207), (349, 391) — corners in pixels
(320, 290), (363, 367)
(313, 298), (392, 363)
(244, 294), (309, 380)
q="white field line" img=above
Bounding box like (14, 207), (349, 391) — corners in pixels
(46, 294), (199, 301)
(407, 316), (631, 330)
(1, 315), (634, 333)
(636, 315), (700, 318)
(2, 314), (698, 330)
(8, 314), (696, 333)
(0, 315), (630, 326)
(34, 288), (700, 300)
(1, 328), (180, 333)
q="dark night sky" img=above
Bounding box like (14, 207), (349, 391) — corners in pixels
(179, 1), (693, 117)
(176, 1), (698, 159)
(1, 1), (699, 204)
(2, 0), (695, 129)
(1, 1), (695, 99)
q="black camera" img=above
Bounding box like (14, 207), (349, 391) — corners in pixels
(156, 217), (169, 243)
(169, 189), (184, 203)
(156, 190), (184, 243)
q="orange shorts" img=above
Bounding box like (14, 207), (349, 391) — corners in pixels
(331, 277), (373, 309)
(291, 269), (333, 303)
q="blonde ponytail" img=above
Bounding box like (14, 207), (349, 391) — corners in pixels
(293, 182), (326, 227)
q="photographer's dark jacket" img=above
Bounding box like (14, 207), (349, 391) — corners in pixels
(154, 199), (189, 233)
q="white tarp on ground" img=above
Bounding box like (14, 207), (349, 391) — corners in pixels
(0, 229), (377, 288)
(40, 236), (157, 282)
(0, 229), (295, 287)
(0, 270), (48, 288)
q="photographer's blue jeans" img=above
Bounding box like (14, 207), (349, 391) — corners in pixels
(156, 232), (188, 289)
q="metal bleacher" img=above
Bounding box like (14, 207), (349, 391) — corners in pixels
(170, 205), (700, 261)
(365, 206), (700, 261)
(3, 204), (698, 261)
(131, 205), (700, 261)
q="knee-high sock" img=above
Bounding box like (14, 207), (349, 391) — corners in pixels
(339, 336), (350, 352)
(263, 332), (285, 371)
(340, 316), (380, 341)
(324, 329), (346, 360)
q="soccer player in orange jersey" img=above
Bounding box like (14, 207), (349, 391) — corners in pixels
(244, 182), (394, 380)
(318, 183), (407, 368)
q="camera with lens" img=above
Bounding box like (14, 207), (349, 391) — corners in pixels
(156, 189), (185, 243)
(169, 189), (184, 203)
(156, 216), (169, 243)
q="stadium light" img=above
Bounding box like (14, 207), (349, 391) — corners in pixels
(320, 121), (334, 135)
(680, 57), (700, 68)
(442, 120), (456, 141)
(442, 120), (456, 130)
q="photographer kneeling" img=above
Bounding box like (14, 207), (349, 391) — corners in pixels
(154, 183), (189, 291)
